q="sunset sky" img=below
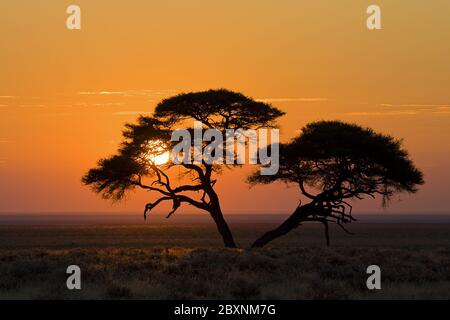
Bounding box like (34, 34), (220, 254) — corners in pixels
(1, 1), (449, 215)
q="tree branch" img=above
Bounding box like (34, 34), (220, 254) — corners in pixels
(299, 180), (316, 199)
(144, 196), (173, 219)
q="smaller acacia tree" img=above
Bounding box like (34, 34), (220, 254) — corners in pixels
(249, 121), (424, 248)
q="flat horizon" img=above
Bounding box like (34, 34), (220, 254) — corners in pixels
(1, 212), (450, 225)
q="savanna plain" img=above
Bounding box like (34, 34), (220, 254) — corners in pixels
(0, 214), (449, 300)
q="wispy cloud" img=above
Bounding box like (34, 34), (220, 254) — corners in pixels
(78, 91), (117, 95)
(380, 103), (450, 108)
(71, 102), (125, 107)
(341, 103), (450, 117)
(44, 113), (72, 117)
(343, 110), (418, 116)
(433, 109), (450, 114)
(0, 96), (17, 99)
(99, 91), (124, 96)
(113, 111), (152, 116)
(1, 101), (127, 109)
(256, 97), (329, 103)
(78, 89), (178, 97)
(18, 104), (48, 108)
(91, 102), (125, 107)
(374, 103), (450, 116)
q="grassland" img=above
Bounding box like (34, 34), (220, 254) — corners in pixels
(0, 218), (449, 299)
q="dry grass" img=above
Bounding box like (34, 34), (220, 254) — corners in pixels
(0, 222), (449, 299)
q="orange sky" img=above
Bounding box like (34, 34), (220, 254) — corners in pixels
(1, 1), (449, 214)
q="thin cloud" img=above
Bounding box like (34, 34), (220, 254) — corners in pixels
(2, 102), (126, 108)
(99, 91), (125, 95)
(18, 104), (48, 108)
(433, 106), (450, 112)
(78, 89), (179, 97)
(433, 110), (450, 114)
(341, 104), (450, 117)
(113, 111), (152, 116)
(91, 102), (125, 107)
(45, 113), (72, 117)
(78, 92), (97, 95)
(380, 103), (450, 108)
(256, 97), (329, 103)
(78, 91), (125, 95)
(0, 96), (17, 99)
(72, 102), (125, 107)
(343, 110), (418, 116)
(376, 104), (450, 115)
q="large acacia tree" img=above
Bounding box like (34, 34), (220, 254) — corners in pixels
(249, 121), (424, 248)
(82, 89), (284, 248)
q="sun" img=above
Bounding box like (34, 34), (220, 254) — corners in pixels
(147, 140), (170, 165)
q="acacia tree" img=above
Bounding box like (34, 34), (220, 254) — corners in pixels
(82, 89), (284, 248)
(249, 121), (424, 248)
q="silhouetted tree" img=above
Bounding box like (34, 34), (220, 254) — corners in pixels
(248, 121), (424, 248)
(82, 89), (284, 248)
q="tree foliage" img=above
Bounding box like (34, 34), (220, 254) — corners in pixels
(82, 89), (284, 248)
(82, 117), (171, 201)
(249, 121), (424, 247)
(154, 89), (284, 129)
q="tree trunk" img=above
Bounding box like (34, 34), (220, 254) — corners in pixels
(251, 203), (315, 248)
(210, 205), (237, 248)
(208, 192), (237, 248)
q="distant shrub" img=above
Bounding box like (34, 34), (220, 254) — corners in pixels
(229, 275), (261, 299)
(106, 284), (132, 299)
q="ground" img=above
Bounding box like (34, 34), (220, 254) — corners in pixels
(0, 220), (449, 299)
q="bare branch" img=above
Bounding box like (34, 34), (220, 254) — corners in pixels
(144, 196), (172, 219)
(299, 180), (316, 199)
(172, 184), (204, 193)
(177, 194), (209, 210)
(336, 221), (355, 235)
(166, 197), (181, 219)
(130, 179), (171, 196)
(182, 163), (206, 181)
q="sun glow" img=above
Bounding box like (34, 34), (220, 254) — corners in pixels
(147, 140), (170, 165)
